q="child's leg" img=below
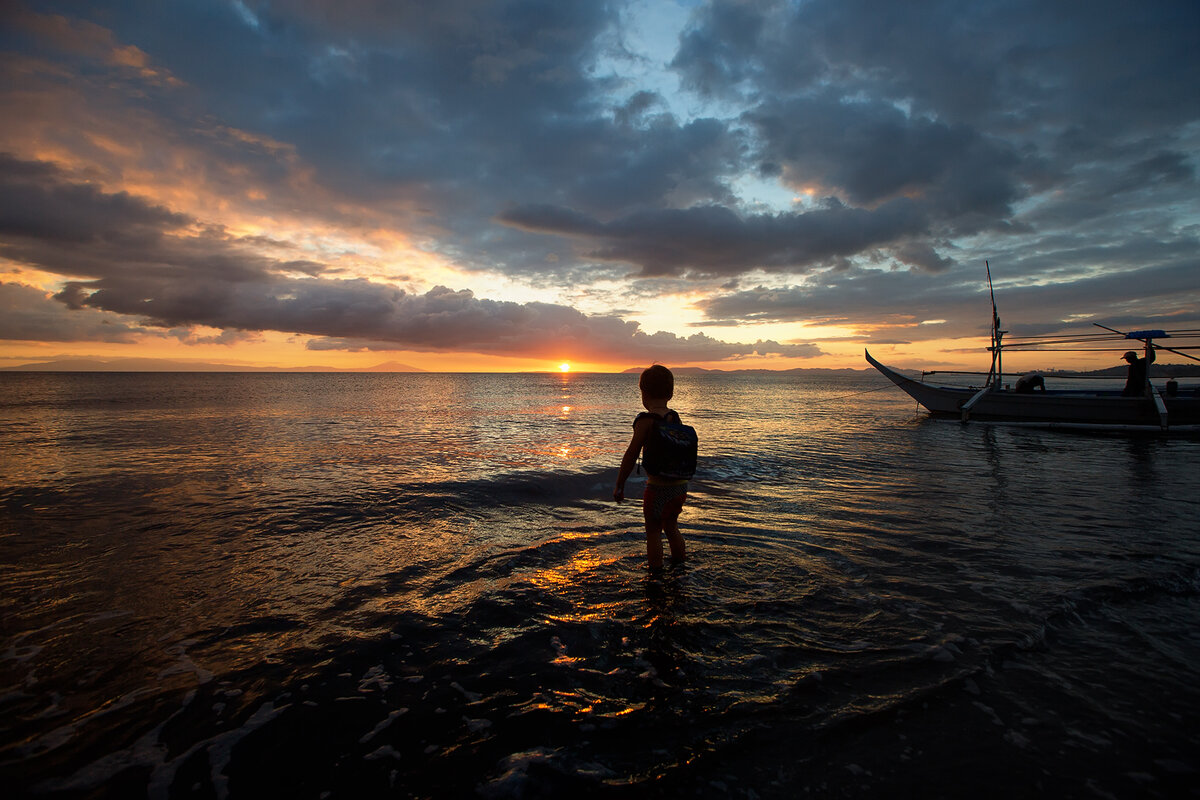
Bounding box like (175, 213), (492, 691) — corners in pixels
(644, 520), (665, 571)
(662, 512), (685, 563)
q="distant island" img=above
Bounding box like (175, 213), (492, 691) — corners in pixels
(4, 357), (1197, 376)
(0, 357), (426, 372)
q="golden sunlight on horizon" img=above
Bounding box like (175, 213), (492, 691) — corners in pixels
(0, 338), (1149, 374)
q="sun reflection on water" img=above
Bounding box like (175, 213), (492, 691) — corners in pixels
(526, 549), (628, 624)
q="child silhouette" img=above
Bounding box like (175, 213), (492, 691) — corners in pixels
(613, 365), (692, 571)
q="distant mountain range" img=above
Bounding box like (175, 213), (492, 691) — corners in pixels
(0, 357), (426, 372)
(4, 357), (1197, 376)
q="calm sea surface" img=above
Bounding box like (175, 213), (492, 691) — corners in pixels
(2, 372), (1198, 798)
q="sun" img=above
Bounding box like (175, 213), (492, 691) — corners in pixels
(558, 362), (571, 373)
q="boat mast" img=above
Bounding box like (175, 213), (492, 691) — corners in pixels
(985, 261), (1005, 389)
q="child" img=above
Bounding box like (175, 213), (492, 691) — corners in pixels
(613, 365), (692, 570)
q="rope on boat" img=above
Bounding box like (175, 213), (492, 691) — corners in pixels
(810, 384), (893, 403)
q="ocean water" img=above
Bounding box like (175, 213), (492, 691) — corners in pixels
(1, 371), (1198, 799)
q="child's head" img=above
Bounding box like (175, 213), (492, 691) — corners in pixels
(639, 364), (674, 401)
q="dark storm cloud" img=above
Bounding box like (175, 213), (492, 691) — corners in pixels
(4, 0), (749, 276)
(743, 96), (1025, 231)
(0, 282), (147, 342)
(0, 154), (288, 286)
(676, 0), (1200, 133)
(660, 0), (1200, 293)
(0, 154), (187, 244)
(492, 0), (1196, 285)
(0, 153), (816, 360)
(106, 2), (706, 213)
(698, 269), (979, 329)
(499, 197), (927, 276)
(698, 253), (1200, 343)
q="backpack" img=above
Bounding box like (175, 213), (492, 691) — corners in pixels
(638, 410), (698, 480)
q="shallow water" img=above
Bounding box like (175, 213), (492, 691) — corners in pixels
(1, 372), (1198, 798)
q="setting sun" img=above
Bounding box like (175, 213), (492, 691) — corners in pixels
(558, 362), (571, 372)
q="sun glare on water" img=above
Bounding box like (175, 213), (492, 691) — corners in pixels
(558, 362), (571, 373)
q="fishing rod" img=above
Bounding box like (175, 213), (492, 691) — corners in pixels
(1092, 323), (1200, 363)
(1008, 329), (1200, 339)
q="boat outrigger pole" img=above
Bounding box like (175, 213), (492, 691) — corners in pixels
(1092, 323), (1200, 364)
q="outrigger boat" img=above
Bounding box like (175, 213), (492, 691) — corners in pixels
(865, 264), (1200, 431)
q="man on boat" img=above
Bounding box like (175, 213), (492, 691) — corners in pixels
(1121, 347), (1156, 396)
(1015, 372), (1045, 393)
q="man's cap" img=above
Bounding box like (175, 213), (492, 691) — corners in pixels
(1123, 351), (1138, 360)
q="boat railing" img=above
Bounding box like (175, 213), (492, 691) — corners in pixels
(919, 370), (1194, 394)
(927, 323), (1200, 393)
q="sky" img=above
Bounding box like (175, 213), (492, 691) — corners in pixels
(1, 0), (1197, 372)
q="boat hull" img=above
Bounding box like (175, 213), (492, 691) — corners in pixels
(865, 350), (1200, 430)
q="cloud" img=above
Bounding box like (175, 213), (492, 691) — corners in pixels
(675, 0), (1200, 134)
(669, 1), (1200, 255)
(499, 198), (928, 276)
(6, 6), (180, 86)
(0, 281), (149, 343)
(0, 153), (816, 362)
(697, 253), (1200, 343)
(1, 2), (756, 281)
(300, 289), (821, 362)
(0, 154), (188, 244)
(744, 96), (1025, 232)
(57, 271), (821, 363)
(1, 0), (1198, 367)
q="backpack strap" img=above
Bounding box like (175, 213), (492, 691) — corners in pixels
(633, 410), (681, 429)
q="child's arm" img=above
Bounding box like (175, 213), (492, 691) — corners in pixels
(613, 417), (654, 501)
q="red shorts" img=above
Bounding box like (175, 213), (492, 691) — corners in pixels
(643, 482), (687, 523)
